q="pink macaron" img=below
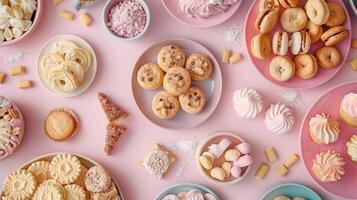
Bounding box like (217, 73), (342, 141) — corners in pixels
(235, 142), (251, 155)
(233, 154), (253, 167)
(230, 166), (242, 178)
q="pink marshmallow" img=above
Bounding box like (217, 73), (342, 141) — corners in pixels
(230, 166), (242, 178)
(9, 118), (22, 128)
(1, 99), (12, 110)
(233, 154), (253, 167)
(235, 142), (251, 155)
(209, 138), (232, 158)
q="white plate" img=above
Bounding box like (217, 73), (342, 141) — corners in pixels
(36, 34), (97, 97)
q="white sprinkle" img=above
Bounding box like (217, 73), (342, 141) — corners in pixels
(278, 89), (305, 106)
(4, 51), (25, 65)
(224, 22), (244, 48)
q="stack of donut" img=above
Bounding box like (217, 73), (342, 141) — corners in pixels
(251, 0), (349, 82)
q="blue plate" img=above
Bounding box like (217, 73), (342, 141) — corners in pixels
(154, 183), (220, 200)
(259, 183), (322, 200)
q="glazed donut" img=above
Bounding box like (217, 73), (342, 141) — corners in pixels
(53, 40), (78, 56)
(315, 47), (341, 69)
(258, 0), (279, 12)
(305, 21), (323, 44)
(48, 70), (79, 92)
(64, 48), (92, 72)
(280, 8), (308, 33)
(250, 33), (272, 59)
(326, 3), (345, 27)
(305, 0), (330, 25)
(294, 54), (319, 79)
(269, 56), (295, 81)
(60, 61), (85, 83)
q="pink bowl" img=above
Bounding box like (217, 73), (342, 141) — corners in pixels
(0, 0), (43, 47)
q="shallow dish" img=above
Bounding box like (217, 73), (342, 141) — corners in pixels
(131, 38), (222, 129)
(161, 0), (242, 28)
(244, 0), (352, 89)
(36, 34), (97, 97)
(196, 131), (252, 185)
(259, 183), (321, 200)
(154, 183), (220, 200)
(300, 81), (357, 199)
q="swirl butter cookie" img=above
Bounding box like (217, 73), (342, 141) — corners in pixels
(152, 91), (180, 119)
(2, 170), (37, 199)
(64, 48), (92, 72)
(32, 180), (65, 200)
(85, 166), (112, 193)
(64, 184), (87, 200)
(49, 153), (81, 185)
(53, 40), (79, 56)
(137, 63), (164, 90)
(179, 86), (206, 114)
(163, 67), (191, 96)
(41, 53), (64, 79)
(60, 61), (85, 83)
(157, 45), (185, 72)
(27, 161), (51, 184)
(48, 69), (79, 92)
(185, 54), (213, 81)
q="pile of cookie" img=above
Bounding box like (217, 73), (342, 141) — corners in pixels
(136, 45), (213, 119)
(1, 153), (122, 200)
(251, 0), (348, 81)
(40, 39), (92, 93)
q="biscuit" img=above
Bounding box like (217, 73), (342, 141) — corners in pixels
(8, 65), (24, 76)
(90, 182), (119, 200)
(85, 166), (112, 193)
(0, 72), (6, 83)
(294, 54), (318, 79)
(210, 167), (226, 181)
(27, 161), (51, 184)
(321, 26), (349, 47)
(349, 58), (357, 71)
(269, 56), (295, 81)
(221, 49), (231, 64)
(272, 31), (289, 56)
(315, 46), (341, 69)
(290, 31), (311, 55)
(152, 91), (180, 119)
(41, 53), (64, 79)
(250, 33), (272, 59)
(17, 80), (32, 89)
(185, 53), (213, 81)
(163, 67), (191, 96)
(179, 86), (206, 114)
(278, 0), (299, 8)
(326, 3), (345, 27)
(2, 170), (37, 199)
(305, 0), (330, 25)
(74, 165), (88, 187)
(229, 54), (242, 64)
(44, 108), (79, 141)
(61, 60), (85, 83)
(255, 163), (269, 180)
(49, 153), (82, 184)
(48, 69), (79, 92)
(59, 10), (74, 20)
(79, 13), (93, 26)
(258, 0), (279, 12)
(53, 40), (78, 56)
(64, 47), (92, 72)
(280, 8), (307, 33)
(32, 180), (65, 200)
(137, 63), (164, 90)
(65, 184), (87, 200)
(255, 8), (278, 33)
(305, 21), (323, 44)
(157, 45), (185, 72)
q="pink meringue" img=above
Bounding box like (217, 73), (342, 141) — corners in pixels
(312, 150), (345, 183)
(230, 166), (242, 178)
(234, 154), (253, 167)
(235, 142), (251, 154)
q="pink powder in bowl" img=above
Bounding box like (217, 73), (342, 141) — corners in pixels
(107, 0), (147, 38)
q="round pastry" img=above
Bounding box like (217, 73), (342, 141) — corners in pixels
(258, 0), (280, 12)
(312, 150), (345, 183)
(339, 93), (357, 127)
(290, 31), (311, 55)
(48, 69), (79, 92)
(320, 26), (349, 47)
(2, 170), (37, 199)
(152, 91), (180, 119)
(294, 54), (318, 79)
(255, 8), (278, 33)
(61, 60), (85, 83)
(232, 87), (264, 119)
(64, 48), (92, 72)
(280, 8), (307, 33)
(178, 86), (206, 114)
(346, 135), (357, 163)
(89, 182), (119, 200)
(278, 0), (299, 8)
(53, 40), (79, 56)
(309, 113), (340, 145)
(274, 196), (291, 200)
(264, 102), (294, 135)
(163, 67), (191, 96)
(305, 0), (330, 25)
(49, 153), (82, 185)
(250, 33), (272, 59)
(32, 180), (65, 200)
(64, 184), (87, 200)
(157, 45), (185, 72)
(326, 3), (346, 27)
(315, 47), (341, 69)
(27, 161), (51, 184)
(210, 167), (226, 181)
(85, 166), (112, 193)
(269, 56), (295, 82)
(44, 108), (80, 141)
(137, 63), (164, 90)
(305, 21), (323, 44)
(185, 53), (213, 81)
(272, 31), (289, 56)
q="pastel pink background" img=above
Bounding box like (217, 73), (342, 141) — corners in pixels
(0, 1), (356, 199)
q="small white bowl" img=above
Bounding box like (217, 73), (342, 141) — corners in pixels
(350, 0), (357, 16)
(102, 0), (151, 41)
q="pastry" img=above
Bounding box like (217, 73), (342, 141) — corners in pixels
(59, 10), (75, 20)
(233, 154), (253, 167)
(278, 0), (299, 8)
(17, 80), (32, 89)
(27, 161), (51, 184)
(224, 149), (241, 162)
(32, 180), (65, 200)
(105, 123), (126, 155)
(258, 0), (280, 12)
(321, 26), (348, 47)
(305, 0), (329, 25)
(49, 153), (81, 185)
(221, 48), (231, 64)
(283, 153), (299, 168)
(210, 167), (226, 181)
(152, 91), (180, 119)
(8, 65), (24, 76)
(280, 8), (307, 33)
(275, 164), (288, 176)
(312, 150), (345, 182)
(97, 92), (128, 123)
(255, 163), (269, 180)
(269, 56), (295, 82)
(140, 143), (175, 179)
(309, 113), (339, 145)
(2, 170), (36, 199)
(53, 40), (78, 56)
(41, 53), (64, 79)
(232, 87), (264, 119)
(90, 182), (120, 200)
(230, 166), (242, 178)
(179, 86), (206, 114)
(48, 69), (79, 92)
(64, 48), (92, 72)
(163, 67), (191, 96)
(44, 108), (80, 141)
(185, 53), (213, 81)
(315, 46), (341, 69)
(229, 54), (242, 64)
(272, 31), (289, 56)
(339, 93), (357, 127)
(85, 166), (112, 193)
(346, 135), (357, 163)
(157, 45), (185, 72)
(264, 102), (294, 135)
(250, 33), (272, 59)
(79, 13), (92, 26)
(294, 54), (318, 79)
(178, 0), (240, 18)
(326, 3), (345, 27)
(274, 196), (291, 200)
(265, 147), (278, 162)
(290, 31), (311, 55)
(255, 8), (278, 33)
(305, 21), (323, 44)
(64, 184), (87, 200)
(60, 61), (85, 83)
(137, 63), (164, 90)
(199, 152), (214, 170)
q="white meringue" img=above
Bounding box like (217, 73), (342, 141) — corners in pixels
(0, 5), (13, 18)
(12, 27), (22, 38)
(309, 113), (340, 145)
(9, 18), (23, 28)
(232, 88), (264, 119)
(18, 0), (36, 15)
(3, 26), (12, 40)
(0, 16), (9, 29)
(12, 5), (23, 19)
(264, 102), (294, 135)
(20, 20), (31, 31)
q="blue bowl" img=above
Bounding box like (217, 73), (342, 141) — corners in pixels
(259, 183), (322, 200)
(154, 183), (220, 200)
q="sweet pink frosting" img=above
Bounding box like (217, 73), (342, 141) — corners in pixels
(341, 93), (357, 118)
(179, 0), (240, 18)
(312, 150), (345, 183)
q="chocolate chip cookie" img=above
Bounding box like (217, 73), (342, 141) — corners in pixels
(163, 67), (191, 96)
(179, 86), (206, 114)
(157, 45), (185, 72)
(152, 91), (180, 119)
(137, 63), (164, 90)
(185, 53), (213, 81)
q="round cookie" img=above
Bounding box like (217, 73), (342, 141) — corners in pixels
(85, 166), (112, 193)
(278, 0), (299, 8)
(315, 46), (341, 69)
(258, 0), (280, 12)
(64, 48), (92, 72)
(320, 26), (349, 47)
(305, 0), (330, 25)
(137, 63), (164, 90)
(163, 67), (191, 96)
(250, 33), (272, 59)
(48, 69), (79, 92)
(294, 54), (319, 79)
(280, 8), (308, 33)
(64, 184), (87, 200)
(157, 45), (185, 72)
(326, 3), (345, 27)
(269, 56), (295, 81)
(49, 153), (82, 185)
(255, 8), (279, 33)
(179, 86), (206, 114)
(2, 170), (37, 199)
(305, 21), (323, 44)
(44, 109), (79, 141)
(27, 161), (51, 184)
(152, 91), (180, 119)
(185, 53), (213, 81)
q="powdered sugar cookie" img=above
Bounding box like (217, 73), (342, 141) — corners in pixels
(32, 180), (65, 200)
(2, 170), (37, 199)
(49, 153), (81, 184)
(64, 48), (92, 72)
(64, 184), (87, 200)
(157, 45), (185, 72)
(90, 182), (119, 200)
(85, 166), (112, 193)
(27, 160), (51, 184)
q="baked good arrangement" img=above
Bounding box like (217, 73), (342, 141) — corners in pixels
(1, 0), (357, 199)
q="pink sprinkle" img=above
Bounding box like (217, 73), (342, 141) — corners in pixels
(107, 0), (147, 38)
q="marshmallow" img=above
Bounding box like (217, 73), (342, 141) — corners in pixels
(235, 142), (251, 154)
(230, 166), (242, 178)
(224, 149), (241, 161)
(234, 154), (253, 167)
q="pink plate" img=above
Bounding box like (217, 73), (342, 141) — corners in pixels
(131, 38), (222, 130)
(161, 0), (243, 28)
(300, 81), (357, 199)
(244, 0), (352, 89)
